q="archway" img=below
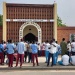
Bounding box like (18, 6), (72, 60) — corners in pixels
(19, 22), (42, 44)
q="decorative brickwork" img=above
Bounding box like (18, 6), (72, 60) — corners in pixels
(6, 3), (54, 42)
(1, 26), (75, 43)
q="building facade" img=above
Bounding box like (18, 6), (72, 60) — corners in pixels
(3, 2), (57, 43)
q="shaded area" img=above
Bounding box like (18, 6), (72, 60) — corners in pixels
(23, 33), (37, 42)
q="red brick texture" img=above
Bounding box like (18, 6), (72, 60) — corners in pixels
(57, 27), (75, 44)
(1, 26), (75, 44)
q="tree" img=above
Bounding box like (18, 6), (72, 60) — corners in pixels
(0, 14), (3, 26)
(57, 16), (66, 27)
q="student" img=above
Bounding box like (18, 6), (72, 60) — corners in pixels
(15, 39), (25, 68)
(31, 41), (39, 66)
(47, 39), (57, 67)
(24, 41), (28, 62)
(70, 55), (75, 65)
(6, 39), (15, 68)
(60, 38), (67, 56)
(37, 43), (41, 56)
(67, 41), (71, 56)
(53, 41), (59, 65)
(28, 42), (32, 63)
(0, 41), (4, 65)
(58, 53), (69, 66)
(45, 40), (50, 63)
(71, 39), (75, 55)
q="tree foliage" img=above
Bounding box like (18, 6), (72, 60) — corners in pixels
(57, 16), (66, 27)
(0, 14), (3, 26)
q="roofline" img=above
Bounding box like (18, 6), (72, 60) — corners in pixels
(6, 3), (54, 7)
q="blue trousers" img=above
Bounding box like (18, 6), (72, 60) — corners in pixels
(47, 53), (54, 66)
(58, 61), (63, 65)
(45, 50), (49, 62)
(53, 52), (58, 65)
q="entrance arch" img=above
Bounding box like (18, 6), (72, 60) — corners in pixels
(19, 22), (42, 43)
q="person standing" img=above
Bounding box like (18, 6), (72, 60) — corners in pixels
(3, 41), (7, 62)
(6, 39), (15, 68)
(31, 41), (39, 66)
(45, 40), (50, 63)
(53, 41), (59, 65)
(71, 39), (75, 55)
(67, 41), (71, 56)
(37, 43), (41, 56)
(47, 39), (57, 67)
(40, 42), (45, 56)
(15, 39), (25, 68)
(24, 41), (28, 62)
(0, 41), (4, 65)
(28, 42), (32, 63)
(60, 38), (67, 56)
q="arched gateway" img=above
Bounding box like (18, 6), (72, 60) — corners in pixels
(19, 22), (42, 44)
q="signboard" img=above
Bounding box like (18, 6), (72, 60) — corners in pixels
(6, 19), (54, 22)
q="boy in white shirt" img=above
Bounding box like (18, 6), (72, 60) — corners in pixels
(47, 39), (57, 67)
(71, 39), (75, 55)
(58, 53), (69, 66)
(70, 55), (75, 65)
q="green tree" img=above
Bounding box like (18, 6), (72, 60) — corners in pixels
(57, 16), (66, 27)
(0, 14), (3, 26)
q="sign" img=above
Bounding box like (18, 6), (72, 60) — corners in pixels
(6, 19), (54, 22)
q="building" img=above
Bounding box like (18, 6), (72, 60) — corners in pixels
(3, 2), (57, 43)
(1, 25), (75, 43)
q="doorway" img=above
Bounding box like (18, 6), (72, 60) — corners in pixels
(23, 33), (37, 42)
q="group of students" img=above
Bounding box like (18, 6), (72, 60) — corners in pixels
(0, 39), (40, 68)
(58, 38), (75, 66)
(45, 38), (75, 66)
(0, 38), (75, 68)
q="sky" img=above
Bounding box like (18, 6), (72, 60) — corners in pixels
(0, 0), (75, 26)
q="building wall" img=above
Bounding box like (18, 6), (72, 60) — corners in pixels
(6, 3), (54, 42)
(1, 26), (75, 43)
(23, 25), (38, 36)
(0, 26), (2, 42)
(57, 27), (75, 44)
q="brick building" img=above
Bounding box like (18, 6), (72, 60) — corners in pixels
(2, 2), (75, 44)
(3, 2), (57, 43)
(1, 25), (75, 43)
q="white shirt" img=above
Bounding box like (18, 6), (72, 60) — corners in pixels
(50, 42), (57, 54)
(45, 43), (50, 51)
(38, 44), (41, 50)
(28, 44), (32, 53)
(71, 42), (75, 52)
(71, 56), (75, 65)
(62, 54), (69, 65)
(56, 43), (59, 52)
(17, 42), (25, 54)
(67, 43), (71, 52)
(24, 42), (28, 51)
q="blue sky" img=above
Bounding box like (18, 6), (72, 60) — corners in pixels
(0, 0), (75, 26)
